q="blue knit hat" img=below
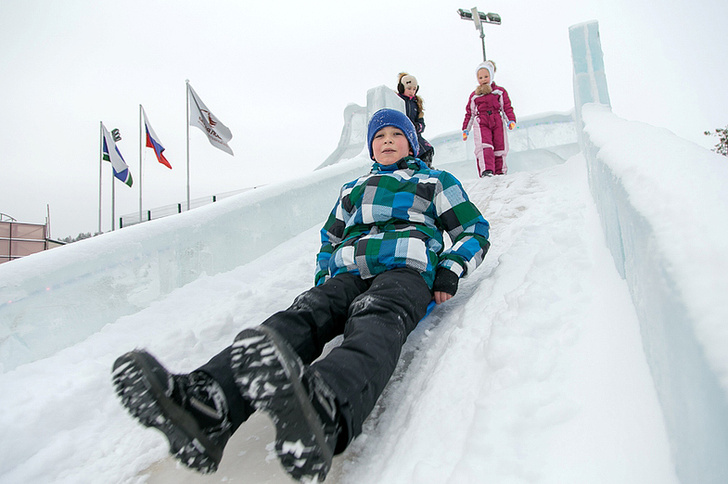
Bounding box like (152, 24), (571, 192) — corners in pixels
(367, 108), (419, 160)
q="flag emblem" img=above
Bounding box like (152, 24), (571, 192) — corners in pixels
(187, 82), (234, 156)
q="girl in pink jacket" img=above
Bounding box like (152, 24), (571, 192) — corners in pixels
(462, 60), (517, 177)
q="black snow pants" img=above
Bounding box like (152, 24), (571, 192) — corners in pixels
(197, 268), (432, 452)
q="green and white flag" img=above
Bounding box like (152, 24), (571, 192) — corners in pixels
(101, 123), (133, 187)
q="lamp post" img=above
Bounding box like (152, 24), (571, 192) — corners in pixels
(457, 7), (501, 61)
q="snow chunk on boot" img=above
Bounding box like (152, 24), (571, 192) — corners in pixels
(112, 350), (232, 473)
(231, 326), (336, 482)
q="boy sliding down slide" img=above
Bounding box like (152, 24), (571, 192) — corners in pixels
(112, 108), (490, 482)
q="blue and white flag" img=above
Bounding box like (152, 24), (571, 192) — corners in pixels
(101, 123), (133, 187)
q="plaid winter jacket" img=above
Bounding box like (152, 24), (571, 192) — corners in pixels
(315, 157), (490, 288)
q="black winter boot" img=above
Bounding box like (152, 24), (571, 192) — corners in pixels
(230, 326), (340, 482)
(112, 350), (232, 474)
(304, 369), (344, 454)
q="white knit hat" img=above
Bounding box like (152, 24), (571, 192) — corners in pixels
(476, 61), (495, 84)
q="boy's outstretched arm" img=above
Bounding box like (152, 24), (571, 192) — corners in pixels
(434, 173), (491, 300)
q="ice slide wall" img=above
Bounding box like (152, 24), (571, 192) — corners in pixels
(0, 148), (370, 373)
(570, 21), (728, 484)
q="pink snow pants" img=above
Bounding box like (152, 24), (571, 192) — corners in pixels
(472, 115), (508, 175)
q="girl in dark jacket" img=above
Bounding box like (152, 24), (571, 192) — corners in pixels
(397, 72), (435, 167)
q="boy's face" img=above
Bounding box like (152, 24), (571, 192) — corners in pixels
(403, 85), (417, 98)
(477, 68), (491, 85)
(371, 126), (411, 165)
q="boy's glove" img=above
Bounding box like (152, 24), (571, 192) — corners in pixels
(508, 121), (516, 130)
(433, 268), (458, 297)
(462, 130), (469, 141)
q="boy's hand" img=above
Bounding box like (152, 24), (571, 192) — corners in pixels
(462, 130), (469, 141)
(432, 267), (458, 304)
(508, 121), (516, 130)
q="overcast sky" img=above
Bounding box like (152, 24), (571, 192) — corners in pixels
(1, 0), (726, 239)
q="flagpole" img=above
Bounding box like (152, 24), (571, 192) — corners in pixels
(185, 79), (191, 211)
(139, 104), (143, 225)
(111, 165), (116, 231)
(98, 122), (103, 234)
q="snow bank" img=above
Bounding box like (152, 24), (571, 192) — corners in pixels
(580, 104), (728, 483)
(568, 20), (728, 483)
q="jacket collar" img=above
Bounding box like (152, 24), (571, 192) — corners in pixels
(371, 156), (424, 173)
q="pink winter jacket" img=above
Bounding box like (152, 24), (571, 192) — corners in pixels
(462, 82), (516, 131)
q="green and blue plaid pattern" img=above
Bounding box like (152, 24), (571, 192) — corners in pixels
(315, 157), (490, 288)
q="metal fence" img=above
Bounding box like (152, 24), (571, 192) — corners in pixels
(119, 187), (258, 228)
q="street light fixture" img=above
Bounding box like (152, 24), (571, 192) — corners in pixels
(457, 7), (501, 61)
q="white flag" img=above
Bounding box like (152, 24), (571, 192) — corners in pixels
(187, 83), (234, 156)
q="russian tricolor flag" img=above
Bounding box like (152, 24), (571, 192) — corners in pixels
(142, 107), (172, 169)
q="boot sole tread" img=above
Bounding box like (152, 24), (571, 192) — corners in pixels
(112, 351), (221, 473)
(231, 327), (333, 481)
